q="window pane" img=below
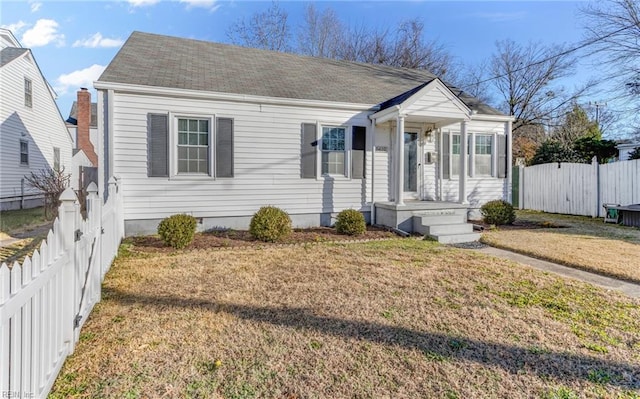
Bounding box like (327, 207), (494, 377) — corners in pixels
(188, 133), (198, 145)
(178, 146), (188, 160)
(178, 160), (188, 173)
(189, 160), (198, 172)
(178, 133), (187, 145)
(189, 119), (198, 132)
(198, 147), (207, 160)
(178, 119), (188, 132)
(199, 133), (208, 146)
(199, 120), (209, 133)
(188, 147), (199, 160)
(199, 160), (208, 173)
(476, 155), (492, 175)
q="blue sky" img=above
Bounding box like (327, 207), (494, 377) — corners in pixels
(3, 0), (617, 133)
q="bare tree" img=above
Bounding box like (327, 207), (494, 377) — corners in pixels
(25, 167), (71, 218)
(226, 1), (290, 51)
(490, 39), (593, 132)
(297, 4), (343, 58)
(582, 0), (640, 112)
(458, 61), (494, 105)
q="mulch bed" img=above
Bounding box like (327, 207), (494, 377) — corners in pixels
(470, 219), (568, 231)
(128, 226), (398, 253)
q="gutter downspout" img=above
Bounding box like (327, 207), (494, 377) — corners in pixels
(370, 117), (376, 225)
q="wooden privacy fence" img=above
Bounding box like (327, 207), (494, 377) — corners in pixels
(517, 158), (640, 217)
(0, 177), (123, 398)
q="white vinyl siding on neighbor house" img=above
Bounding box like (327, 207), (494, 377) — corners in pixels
(105, 91), (375, 222)
(0, 50), (73, 207)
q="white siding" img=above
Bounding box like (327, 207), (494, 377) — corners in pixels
(110, 92), (377, 221)
(373, 127), (390, 202)
(0, 52), (73, 206)
(404, 86), (467, 120)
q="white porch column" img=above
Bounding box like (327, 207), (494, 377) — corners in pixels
(505, 120), (513, 203)
(395, 115), (405, 206)
(459, 120), (468, 204)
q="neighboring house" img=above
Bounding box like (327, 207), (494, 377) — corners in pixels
(616, 140), (639, 161)
(0, 28), (73, 210)
(95, 32), (513, 239)
(66, 88), (99, 190)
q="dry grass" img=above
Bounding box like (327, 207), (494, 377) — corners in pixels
(481, 210), (640, 283)
(50, 239), (640, 399)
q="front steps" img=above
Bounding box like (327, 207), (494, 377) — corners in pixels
(413, 208), (480, 244)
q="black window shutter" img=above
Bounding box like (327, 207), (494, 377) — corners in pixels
(498, 134), (507, 178)
(352, 126), (366, 179)
(301, 123), (317, 178)
(216, 118), (234, 178)
(147, 113), (169, 177)
(442, 132), (450, 179)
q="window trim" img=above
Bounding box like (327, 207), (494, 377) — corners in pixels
(320, 124), (349, 177)
(24, 78), (32, 108)
(170, 113), (215, 178)
(445, 131), (502, 180)
(20, 139), (29, 166)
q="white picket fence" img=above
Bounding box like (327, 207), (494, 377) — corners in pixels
(0, 177), (123, 398)
(518, 158), (640, 217)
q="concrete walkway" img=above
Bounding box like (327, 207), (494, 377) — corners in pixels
(476, 246), (640, 299)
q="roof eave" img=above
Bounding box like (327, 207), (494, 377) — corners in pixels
(94, 81), (381, 112)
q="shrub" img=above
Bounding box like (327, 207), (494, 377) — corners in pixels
(335, 209), (366, 236)
(249, 206), (292, 242)
(157, 214), (197, 249)
(480, 200), (515, 226)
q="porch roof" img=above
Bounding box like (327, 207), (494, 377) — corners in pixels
(371, 78), (475, 126)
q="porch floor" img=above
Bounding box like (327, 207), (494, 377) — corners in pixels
(374, 200), (468, 211)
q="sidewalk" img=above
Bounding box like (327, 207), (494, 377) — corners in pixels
(476, 246), (640, 299)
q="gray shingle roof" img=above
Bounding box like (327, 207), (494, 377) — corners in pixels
(99, 31), (503, 116)
(0, 47), (28, 67)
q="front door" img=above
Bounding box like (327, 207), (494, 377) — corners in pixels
(403, 132), (419, 198)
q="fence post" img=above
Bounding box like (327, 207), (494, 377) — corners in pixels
(519, 165), (525, 210)
(58, 188), (78, 353)
(108, 177), (123, 240)
(592, 156), (599, 218)
(86, 182), (101, 306)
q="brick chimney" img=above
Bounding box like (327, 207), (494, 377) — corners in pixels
(76, 87), (98, 166)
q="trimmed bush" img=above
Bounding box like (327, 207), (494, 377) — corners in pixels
(157, 214), (197, 249)
(249, 206), (292, 242)
(480, 200), (516, 226)
(335, 209), (366, 236)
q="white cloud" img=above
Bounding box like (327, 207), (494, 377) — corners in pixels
(29, 1), (42, 12)
(21, 19), (64, 47)
(55, 64), (105, 95)
(1, 21), (28, 35)
(128, 0), (159, 7)
(73, 33), (124, 48)
(180, 0), (220, 11)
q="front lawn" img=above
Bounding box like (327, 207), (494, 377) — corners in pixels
(481, 210), (640, 283)
(50, 239), (640, 398)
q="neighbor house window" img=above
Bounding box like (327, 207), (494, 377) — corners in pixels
(24, 78), (32, 107)
(53, 147), (60, 171)
(20, 140), (29, 165)
(475, 135), (493, 176)
(321, 126), (346, 175)
(177, 118), (209, 174)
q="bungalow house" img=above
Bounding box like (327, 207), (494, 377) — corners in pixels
(0, 28), (73, 210)
(616, 140), (639, 161)
(95, 31), (513, 242)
